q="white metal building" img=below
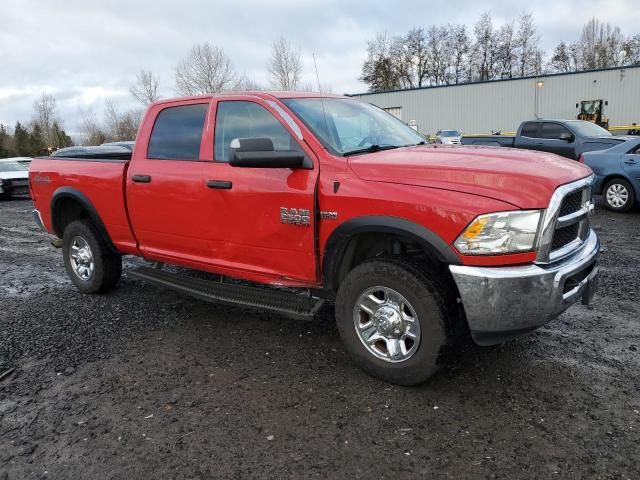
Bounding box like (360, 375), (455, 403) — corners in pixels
(350, 65), (640, 136)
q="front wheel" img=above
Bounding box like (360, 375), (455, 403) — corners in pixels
(603, 178), (635, 212)
(62, 220), (122, 293)
(335, 258), (454, 386)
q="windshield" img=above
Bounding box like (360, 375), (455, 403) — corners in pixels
(282, 98), (425, 155)
(567, 121), (612, 137)
(0, 162), (28, 172)
(441, 130), (461, 137)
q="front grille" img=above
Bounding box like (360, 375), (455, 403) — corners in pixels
(537, 177), (594, 264)
(559, 190), (582, 216)
(552, 223), (579, 250)
(549, 186), (590, 259)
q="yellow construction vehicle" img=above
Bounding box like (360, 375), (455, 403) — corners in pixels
(576, 99), (609, 129)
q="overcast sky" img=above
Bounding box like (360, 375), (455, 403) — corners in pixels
(1, 0), (638, 136)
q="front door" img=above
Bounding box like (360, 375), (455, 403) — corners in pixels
(202, 98), (319, 283)
(536, 122), (576, 158)
(622, 142), (640, 189)
(126, 101), (212, 265)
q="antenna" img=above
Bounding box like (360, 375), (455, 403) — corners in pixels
(312, 53), (331, 146)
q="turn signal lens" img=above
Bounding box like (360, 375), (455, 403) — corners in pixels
(461, 217), (488, 239)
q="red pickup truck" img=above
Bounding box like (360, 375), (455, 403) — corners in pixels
(29, 92), (600, 385)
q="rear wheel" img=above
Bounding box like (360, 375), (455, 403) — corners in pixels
(603, 178), (635, 212)
(62, 220), (122, 293)
(335, 258), (455, 386)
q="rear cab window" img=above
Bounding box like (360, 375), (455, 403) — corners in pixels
(520, 122), (539, 138)
(147, 104), (208, 160)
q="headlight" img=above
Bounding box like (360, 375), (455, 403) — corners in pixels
(454, 210), (542, 255)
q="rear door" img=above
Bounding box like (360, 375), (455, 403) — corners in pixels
(126, 100), (212, 265)
(514, 121), (540, 151)
(201, 97), (319, 283)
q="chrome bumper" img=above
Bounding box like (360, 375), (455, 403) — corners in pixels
(450, 229), (600, 346)
(32, 209), (45, 231)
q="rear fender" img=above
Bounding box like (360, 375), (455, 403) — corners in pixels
(50, 187), (117, 253)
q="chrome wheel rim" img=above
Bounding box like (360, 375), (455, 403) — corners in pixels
(606, 183), (629, 208)
(69, 236), (94, 281)
(353, 286), (420, 363)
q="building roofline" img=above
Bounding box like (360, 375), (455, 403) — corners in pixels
(348, 64), (640, 97)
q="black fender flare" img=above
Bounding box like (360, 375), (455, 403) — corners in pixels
(50, 187), (117, 252)
(322, 215), (460, 291)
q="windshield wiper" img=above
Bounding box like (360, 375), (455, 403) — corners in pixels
(342, 144), (400, 156)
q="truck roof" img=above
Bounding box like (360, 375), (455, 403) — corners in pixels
(150, 91), (346, 107)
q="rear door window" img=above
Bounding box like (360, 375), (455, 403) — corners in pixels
(540, 122), (571, 140)
(147, 104), (208, 160)
(520, 122), (539, 138)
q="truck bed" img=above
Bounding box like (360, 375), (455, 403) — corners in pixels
(461, 135), (515, 147)
(29, 156), (139, 254)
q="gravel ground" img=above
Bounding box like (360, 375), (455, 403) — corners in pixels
(1, 197), (639, 479)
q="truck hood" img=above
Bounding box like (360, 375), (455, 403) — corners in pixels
(348, 145), (593, 209)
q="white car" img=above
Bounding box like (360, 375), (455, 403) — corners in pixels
(0, 157), (31, 199)
(435, 130), (462, 144)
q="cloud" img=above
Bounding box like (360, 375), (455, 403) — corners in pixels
(0, 0), (637, 134)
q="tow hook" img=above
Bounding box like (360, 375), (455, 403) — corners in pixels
(51, 238), (64, 248)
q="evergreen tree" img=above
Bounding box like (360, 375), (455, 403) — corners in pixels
(50, 121), (73, 149)
(14, 122), (30, 156)
(0, 124), (12, 158)
(29, 123), (45, 156)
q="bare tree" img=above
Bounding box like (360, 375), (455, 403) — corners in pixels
(426, 25), (451, 85)
(495, 21), (517, 78)
(32, 92), (57, 145)
(78, 108), (107, 146)
(391, 28), (430, 88)
(268, 37), (303, 90)
(472, 12), (497, 81)
(233, 76), (265, 91)
(104, 99), (140, 141)
(622, 34), (640, 65)
(360, 32), (402, 92)
(175, 43), (237, 95)
(449, 24), (471, 84)
(130, 70), (160, 106)
(515, 12), (540, 77)
(549, 41), (572, 72)
(577, 19), (625, 69)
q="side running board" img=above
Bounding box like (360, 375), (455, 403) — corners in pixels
(128, 266), (324, 320)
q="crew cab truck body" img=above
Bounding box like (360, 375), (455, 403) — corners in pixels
(462, 119), (628, 160)
(30, 92), (600, 385)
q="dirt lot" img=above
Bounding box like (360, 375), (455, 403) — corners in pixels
(1, 197), (639, 479)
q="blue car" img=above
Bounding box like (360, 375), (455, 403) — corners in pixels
(582, 138), (640, 212)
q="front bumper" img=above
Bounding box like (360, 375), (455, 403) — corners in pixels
(450, 229), (600, 345)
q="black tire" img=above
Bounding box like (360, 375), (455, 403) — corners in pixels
(335, 258), (456, 386)
(603, 178), (635, 212)
(62, 219), (122, 294)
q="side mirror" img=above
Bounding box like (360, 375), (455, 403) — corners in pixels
(559, 132), (574, 142)
(230, 150), (304, 168)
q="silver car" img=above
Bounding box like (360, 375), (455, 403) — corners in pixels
(0, 157), (31, 199)
(435, 129), (462, 144)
